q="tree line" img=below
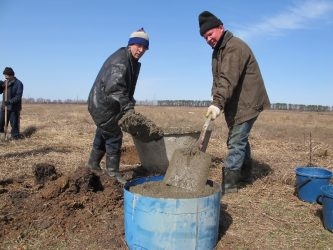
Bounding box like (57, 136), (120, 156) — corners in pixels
(22, 98), (332, 112)
(154, 100), (332, 112)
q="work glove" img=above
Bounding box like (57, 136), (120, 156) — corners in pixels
(206, 105), (221, 120)
(4, 100), (10, 106)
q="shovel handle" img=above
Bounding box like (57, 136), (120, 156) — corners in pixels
(196, 115), (212, 150)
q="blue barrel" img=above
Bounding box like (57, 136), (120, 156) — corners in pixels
(318, 185), (333, 232)
(295, 167), (332, 203)
(124, 176), (221, 250)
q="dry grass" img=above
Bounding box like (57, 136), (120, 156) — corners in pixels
(1, 104), (333, 249)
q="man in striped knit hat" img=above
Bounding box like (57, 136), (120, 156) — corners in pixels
(86, 28), (149, 184)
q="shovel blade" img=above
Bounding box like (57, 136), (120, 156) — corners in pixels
(163, 147), (211, 191)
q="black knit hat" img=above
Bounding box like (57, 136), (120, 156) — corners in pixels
(3, 67), (15, 76)
(198, 11), (223, 36)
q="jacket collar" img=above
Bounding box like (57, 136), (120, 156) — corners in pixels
(215, 30), (233, 51)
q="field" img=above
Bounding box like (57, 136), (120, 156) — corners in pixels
(1, 104), (333, 249)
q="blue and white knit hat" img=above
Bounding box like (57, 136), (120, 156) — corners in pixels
(128, 28), (149, 49)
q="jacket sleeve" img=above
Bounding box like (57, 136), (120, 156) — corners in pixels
(104, 63), (134, 112)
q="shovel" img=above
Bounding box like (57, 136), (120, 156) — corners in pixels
(163, 115), (213, 191)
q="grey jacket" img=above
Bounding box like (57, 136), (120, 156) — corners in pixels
(211, 31), (270, 127)
(88, 47), (140, 133)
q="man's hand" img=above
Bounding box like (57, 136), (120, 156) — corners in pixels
(206, 105), (220, 120)
(4, 101), (10, 106)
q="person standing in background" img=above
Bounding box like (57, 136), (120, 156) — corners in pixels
(86, 28), (149, 184)
(0, 67), (24, 140)
(198, 11), (270, 194)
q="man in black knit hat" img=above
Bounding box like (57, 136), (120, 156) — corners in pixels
(198, 11), (270, 194)
(0, 67), (24, 140)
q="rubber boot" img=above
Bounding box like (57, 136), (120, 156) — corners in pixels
(240, 160), (253, 184)
(222, 168), (241, 194)
(106, 155), (127, 184)
(85, 149), (105, 170)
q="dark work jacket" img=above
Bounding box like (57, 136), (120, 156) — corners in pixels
(88, 47), (140, 133)
(211, 31), (270, 127)
(0, 78), (24, 112)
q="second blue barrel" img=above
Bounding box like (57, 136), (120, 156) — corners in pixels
(318, 185), (333, 232)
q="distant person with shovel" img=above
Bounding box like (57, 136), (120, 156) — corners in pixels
(86, 28), (149, 184)
(198, 11), (270, 193)
(0, 67), (24, 140)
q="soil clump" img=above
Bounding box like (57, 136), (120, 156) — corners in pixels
(119, 112), (164, 142)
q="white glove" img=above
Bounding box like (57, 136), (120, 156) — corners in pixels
(206, 105), (220, 120)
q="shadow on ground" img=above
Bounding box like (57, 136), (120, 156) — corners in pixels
(21, 125), (38, 138)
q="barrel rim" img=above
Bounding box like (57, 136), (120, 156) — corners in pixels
(124, 175), (221, 200)
(295, 166), (332, 178)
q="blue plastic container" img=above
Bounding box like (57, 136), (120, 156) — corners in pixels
(124, 175), (221, 250)
(295, 167), (332, 203)
(317, 185), (333, 232)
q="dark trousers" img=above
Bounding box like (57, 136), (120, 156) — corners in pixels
(92, 127), (123, 158)
(0, 110), (20, 139)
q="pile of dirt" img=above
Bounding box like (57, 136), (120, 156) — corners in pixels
(0, 165), (127, 249)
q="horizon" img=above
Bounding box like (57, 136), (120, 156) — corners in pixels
(20, 96), (333, 109)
